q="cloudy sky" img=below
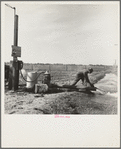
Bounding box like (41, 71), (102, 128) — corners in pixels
(2, 1), (119, 65)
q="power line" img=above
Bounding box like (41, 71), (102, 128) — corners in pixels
(5, 3), (15, 9)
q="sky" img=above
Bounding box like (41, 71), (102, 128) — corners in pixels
(2, 1), (119, 65)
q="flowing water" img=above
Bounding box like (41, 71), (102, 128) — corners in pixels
(95, 73), (118, 96)
(89, 73), (118, 107)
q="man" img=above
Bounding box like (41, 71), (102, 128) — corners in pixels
(5, 64), (9, 83)
(71, 68), (94, 87)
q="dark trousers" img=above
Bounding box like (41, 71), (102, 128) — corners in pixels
(71, 77), (84, 86)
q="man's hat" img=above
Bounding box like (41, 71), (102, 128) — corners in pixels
(88, 68), (93, 73)
(44, 71), (49, 75)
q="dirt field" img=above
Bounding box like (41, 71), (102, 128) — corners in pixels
(4, 87), (117, 114)
(4, 67), (117, 114)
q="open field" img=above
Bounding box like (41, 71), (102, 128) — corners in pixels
(4, 64), (118, 114)
(5, 89), (117, 114)
(18, 63), (117, 85)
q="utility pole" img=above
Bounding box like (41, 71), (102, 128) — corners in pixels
(13, 13), (19, 90)
(5, 4), (22, 91)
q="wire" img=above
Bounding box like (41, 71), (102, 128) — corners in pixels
(5, 4), (14, 9)
(20, 70), (45, 83)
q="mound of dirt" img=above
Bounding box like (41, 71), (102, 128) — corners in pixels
(4, 88), (117, 114)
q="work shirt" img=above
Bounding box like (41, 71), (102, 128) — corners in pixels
(71, 70), (92, 87)
(76, 71), (91, 83)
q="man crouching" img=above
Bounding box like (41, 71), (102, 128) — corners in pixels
(71, 68), (94, 88)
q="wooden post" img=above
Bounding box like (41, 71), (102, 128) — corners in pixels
(5, 6), (20, 90)
(12, 15), (19, 91)
(8, 61), (13, 90)
(14, 15), (18, 46)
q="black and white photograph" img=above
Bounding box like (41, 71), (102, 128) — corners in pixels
(1, 1), (120, 148)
